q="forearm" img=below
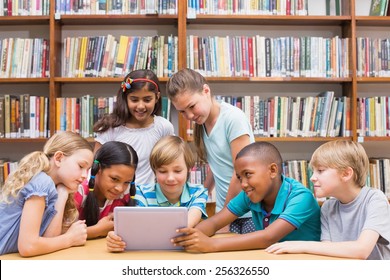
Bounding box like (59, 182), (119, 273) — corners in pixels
(187, 208), (202, 228)
(44, 193), (68, 237)
(212, 231), (273, 252)
(18, 234), (72, 257)
(296, 241), (371, 259)
(87, 225), (105, 239)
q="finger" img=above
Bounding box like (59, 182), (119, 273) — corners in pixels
(176, 227), (194, 234)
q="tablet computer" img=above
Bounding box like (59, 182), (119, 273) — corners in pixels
(114, 207), (188, 250)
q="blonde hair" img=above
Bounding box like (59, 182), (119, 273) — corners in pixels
(1, 131), (92, 229)
(310, 140), (369, 187)
(150, 135), (195, 172)
(166, 68), (209, 162)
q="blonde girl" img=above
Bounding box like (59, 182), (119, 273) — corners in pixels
(0, 131), (94, 257)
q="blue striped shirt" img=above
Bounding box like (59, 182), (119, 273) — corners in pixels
(135, 182), (208, 219)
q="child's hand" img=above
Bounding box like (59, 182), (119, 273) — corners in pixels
(171, 228), (215, 253)
(66, 220), (87, 247)
(106, 231), (126, 252)
(265, 241), (306, 254)
(95, 213), (114, 237)
(56, 183), (71, 198)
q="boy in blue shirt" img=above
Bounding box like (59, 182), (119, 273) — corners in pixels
(172, 141), (320, 253)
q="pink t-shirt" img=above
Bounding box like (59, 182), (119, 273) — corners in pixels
(74, 180), (130, 220)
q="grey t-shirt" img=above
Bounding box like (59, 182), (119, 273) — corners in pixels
(321, 186), (390, 260)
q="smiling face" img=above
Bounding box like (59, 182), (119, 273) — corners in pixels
(56, 149), (94, 193)
(94, 164), (136, 204)
(234, 155), (277, 203)
(126, 89), (159, 127)
(170, 86), (212, 125)
(155, 154), (188, 204)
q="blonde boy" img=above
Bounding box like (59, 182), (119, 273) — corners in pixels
(266, 140), (390, 259)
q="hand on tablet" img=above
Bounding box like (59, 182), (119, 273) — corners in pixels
(106, 231), (126, 252)
(171, 228), (215, 253)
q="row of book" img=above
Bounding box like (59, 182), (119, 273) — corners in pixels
(283, 158), (390, 199)
(0, 94), (49, 139)
(214, 92), (351, 138)
(187, 35), (350, 78)
(0, 0), (49, 16)
(63, 35), (178, 78)
(368, 158), (390, 198)
(0, 38), (50, 79)
(187, 0), (310, 17)
(55, 95), (171, 138)
(356, 37), (390, 78)
(357, 96), (390, 137)
(55, 0), (178, 15)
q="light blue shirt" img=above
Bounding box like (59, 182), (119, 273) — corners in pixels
(227, 175), (321, 241)
(0, 172), (58, 255)
(135, 182), (208, 219)
(203, 100), (255, 214)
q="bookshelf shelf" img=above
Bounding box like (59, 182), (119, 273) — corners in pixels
(0, 16), (49, 25)
(0, 78), (50, 83)
(254, 137), (353, 142)
(54, 77), (170, 83)
(187, 15), (352, 26)
(0, 138), (47, 143)
(358, 136), (390, 142)
(357, 77), (390, 83)
(57, 14), (178, 25)
(355, 16), (390, 26)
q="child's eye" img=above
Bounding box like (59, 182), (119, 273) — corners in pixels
(245, 172), (251, 178)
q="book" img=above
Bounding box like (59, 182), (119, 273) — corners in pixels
(0, 96), (4, 137)
(369, 0), (389, 16)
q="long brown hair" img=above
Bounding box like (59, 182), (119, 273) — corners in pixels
(94, 69), (162, 133)
(166, 68), (209, 162)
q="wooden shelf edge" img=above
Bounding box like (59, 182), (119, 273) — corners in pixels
(187, 15), (351, 25)
(358, 136), (390, 142)
(0, 138), (48, 143)
(54, 77), (169, 83)
(355, 16), (390, 26)
(0, 78), (50, 83)
(357, 77), (390, 83)
(0, 16), (49, 25)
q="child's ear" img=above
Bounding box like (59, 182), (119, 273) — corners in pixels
(340, 167), (354, 182)
(156, 92), (160, 100)
(53, 151), (64, 167)
(269, 163), (279, 178)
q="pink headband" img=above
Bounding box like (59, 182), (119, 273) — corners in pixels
(121, 78), (159, 92)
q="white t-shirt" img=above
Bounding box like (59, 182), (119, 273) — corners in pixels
(203, 101), (255, 214)
(95, 116), (174, 184)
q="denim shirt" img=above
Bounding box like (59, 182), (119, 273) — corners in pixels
(0, 172), (57, 255)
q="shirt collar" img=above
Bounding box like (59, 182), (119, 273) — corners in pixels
(155, 183), (190, 206)
(249, 175), (290, 215)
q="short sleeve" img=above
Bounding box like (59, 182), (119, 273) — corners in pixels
(19, 173), (56, 207)
(135, 185), (148, 207)
(363, 191), (390, 244)
(320, 201), (331, 241)
(279, 189), (320, 229)
(187, 185), (209, 219)
(227, 191), (251, 217)
(224, 107), (253, 143)
(94, 129), (114, 145)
